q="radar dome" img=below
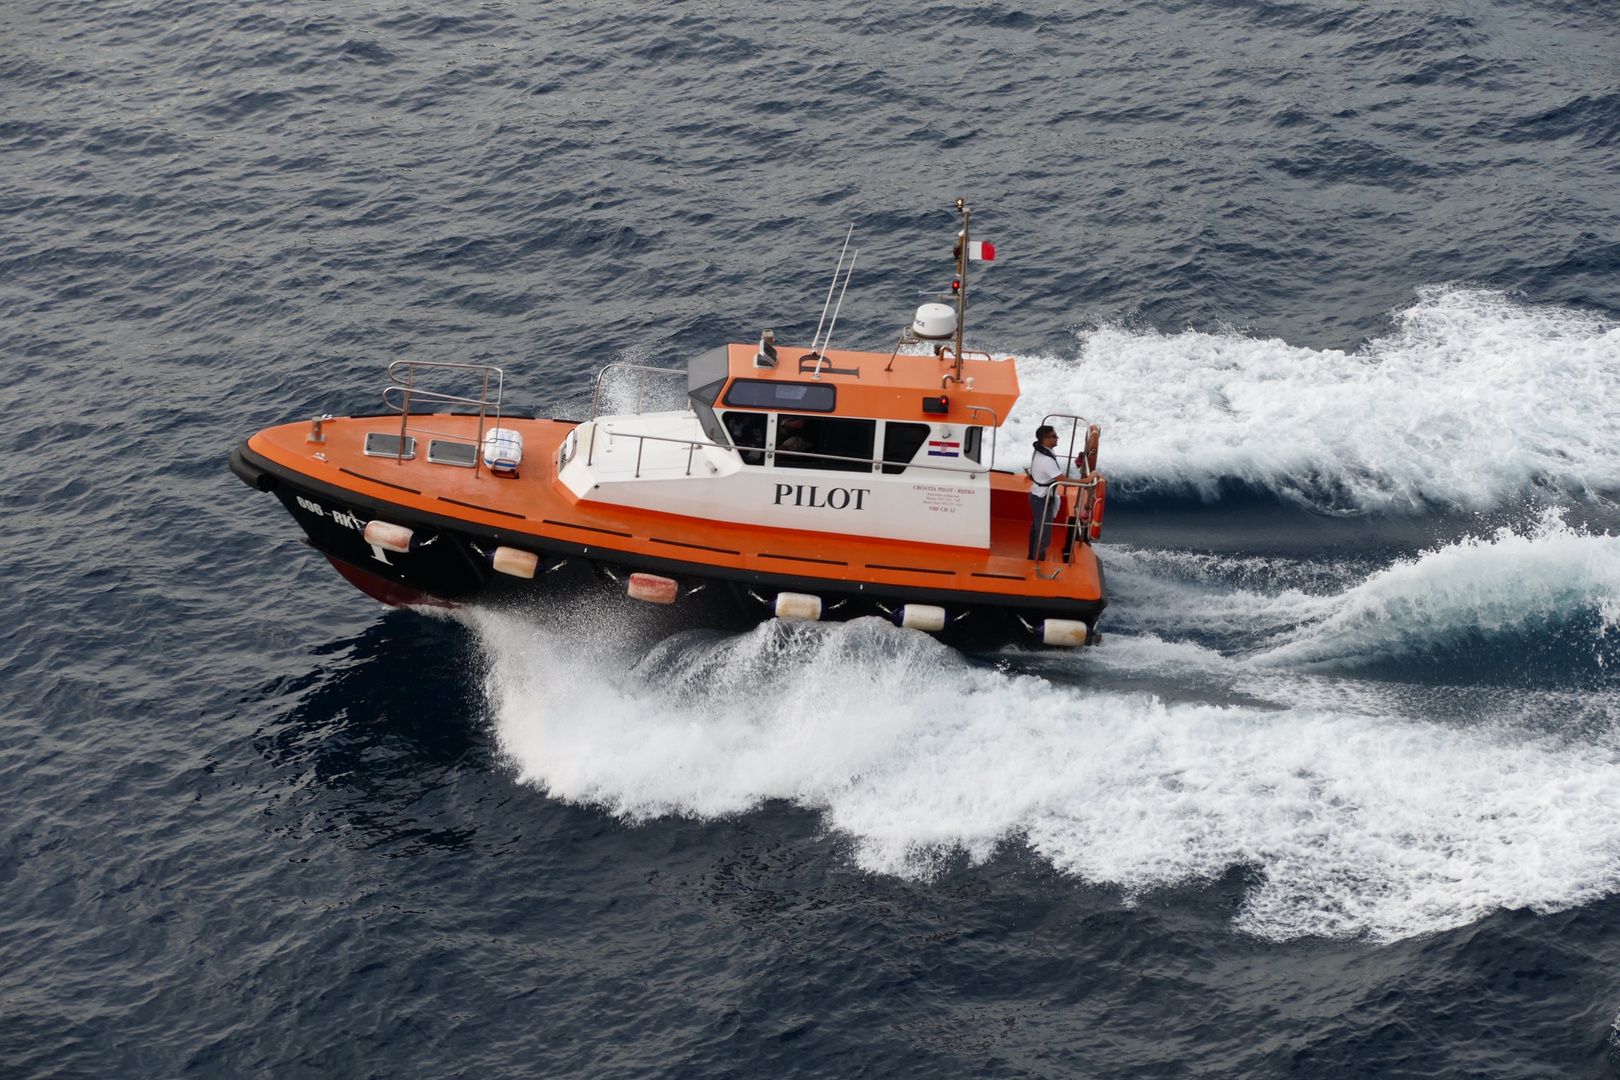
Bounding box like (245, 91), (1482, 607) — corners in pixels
(912, 302), (958, 340)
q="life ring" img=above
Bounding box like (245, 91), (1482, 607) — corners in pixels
(1087, 476), (1107, 541)
(1084, 424), (1101, 473)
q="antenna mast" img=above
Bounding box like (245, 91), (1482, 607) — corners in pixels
(953, 198), (970, 384)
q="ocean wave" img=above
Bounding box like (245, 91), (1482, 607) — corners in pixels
(1102, 512), (1620, 683)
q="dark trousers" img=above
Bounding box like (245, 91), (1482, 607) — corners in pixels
(1028, 491), (1058, 560)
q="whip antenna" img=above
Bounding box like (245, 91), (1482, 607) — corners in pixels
(812, 249), (858, 380)
(810, 225), (855, 356)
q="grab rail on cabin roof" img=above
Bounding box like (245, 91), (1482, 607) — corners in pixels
(589, 363), (687, 421)
(384, 360), (505, 475)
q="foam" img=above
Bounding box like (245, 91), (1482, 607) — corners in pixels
(476, 601), (1620, 943)
(1001, 287), (1620, 510)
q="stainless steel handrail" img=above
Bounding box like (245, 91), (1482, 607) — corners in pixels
(589, 363), (686, 420)
(965, 405), (999, 470)
(385, 360), (504, 476)
(580, 421), (993, 479)
(381, 386), (498, 411)
(1040, 412), (1090, 465)
(1043, 475), (1105, 563)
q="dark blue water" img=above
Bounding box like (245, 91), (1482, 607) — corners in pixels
(7, 0), (1620, 1075)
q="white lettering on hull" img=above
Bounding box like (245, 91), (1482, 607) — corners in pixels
(295, 494), (385, 560)
(912, 483), (974, 515)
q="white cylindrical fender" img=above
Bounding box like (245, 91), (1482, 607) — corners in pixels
(897, 604), (946, 632)
(363, 521), (414, 553)
(627, 573), (678, 604)
(774, 592), (822, 621)
(491, 546), (539, 579)
(1041, 619), (1090, 647)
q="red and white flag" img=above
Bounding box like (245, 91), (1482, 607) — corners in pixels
(967, 240), (995, 262)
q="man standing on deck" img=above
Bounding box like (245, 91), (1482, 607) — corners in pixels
(1027, 425), (1064, 561)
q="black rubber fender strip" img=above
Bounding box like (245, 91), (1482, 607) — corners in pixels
(229, 444), (278, 492)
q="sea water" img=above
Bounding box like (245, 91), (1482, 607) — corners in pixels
(5, 0), (1620, 1076)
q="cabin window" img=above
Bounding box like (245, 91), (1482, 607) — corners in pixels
(723, 411), (767, 465)
(722, 379), (837, 412)
(775, 414), (875, 472)
(964, 426), (983, 464)
(881, 422), (932, 475)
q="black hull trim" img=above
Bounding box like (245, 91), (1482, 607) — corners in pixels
(232, 443), (1107, 646)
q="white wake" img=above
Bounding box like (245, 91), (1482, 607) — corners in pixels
(477, 592), (1620, 943)
(1003, 286), (1620, 510)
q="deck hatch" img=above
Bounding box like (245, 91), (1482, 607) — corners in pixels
(427, 439), (478, 467)
(364, 433), (416, 459)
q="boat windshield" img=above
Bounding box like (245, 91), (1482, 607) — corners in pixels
(686, 346), (729, 397)
(686, 346), (731, 445)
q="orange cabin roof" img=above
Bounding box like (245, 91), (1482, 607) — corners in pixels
(718, 343), (1021, 426)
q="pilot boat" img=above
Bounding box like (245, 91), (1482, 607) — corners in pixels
(229, 202), (1108, 647)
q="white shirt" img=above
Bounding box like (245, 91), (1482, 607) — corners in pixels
(1029, 449), (1064, 496)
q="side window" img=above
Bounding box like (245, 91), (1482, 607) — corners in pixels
(963, 426), (983, 464)
(775, 414), (875, 473)
(723, 411), (767, 465)
(881, 422), (932, 475)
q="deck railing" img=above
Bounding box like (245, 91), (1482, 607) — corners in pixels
(589, 363), (686, 420)
(1041, 475), (1106, 563)
(383, 360), (505, 476)
(1041, 412), (1094, 468)
(582, 423), (995, 480)
(585, 363), (1000, 476)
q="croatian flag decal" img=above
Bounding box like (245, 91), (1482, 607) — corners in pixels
(927, 440), (961, 457)
(967, 240), (995, 262)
